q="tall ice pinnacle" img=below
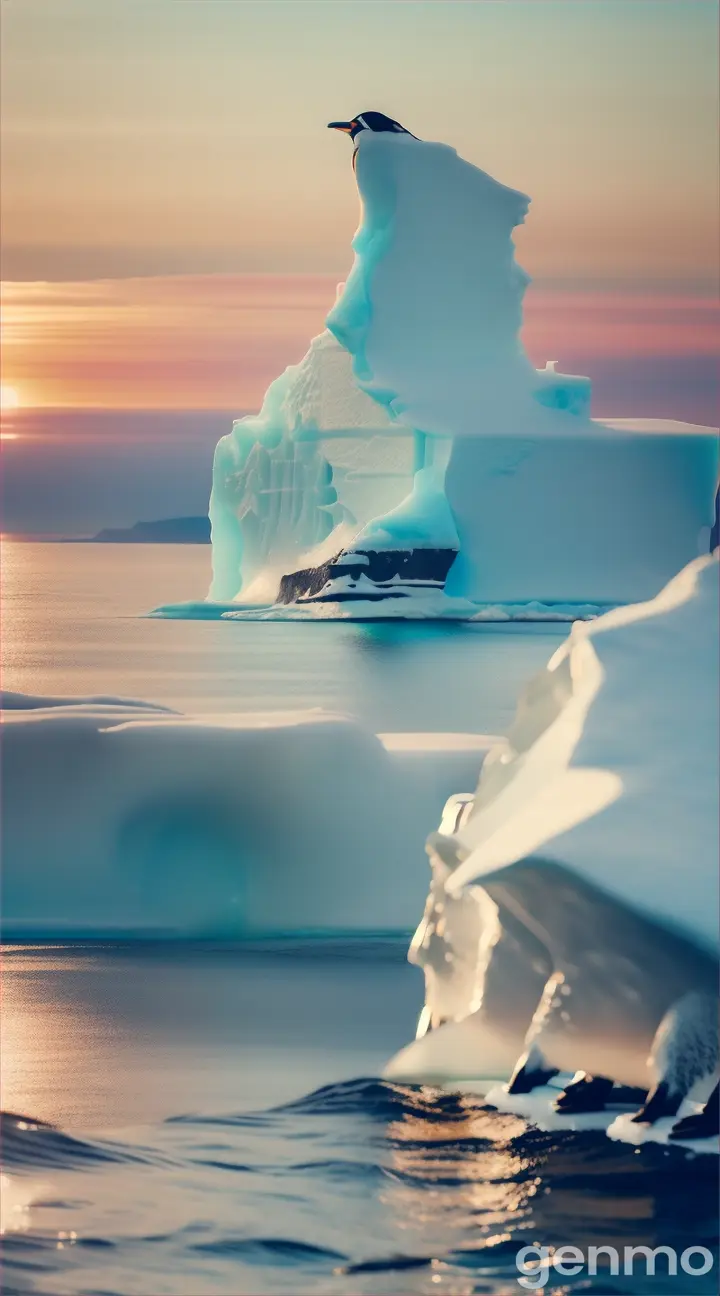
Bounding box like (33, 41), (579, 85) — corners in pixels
(327, 129), (537, 436)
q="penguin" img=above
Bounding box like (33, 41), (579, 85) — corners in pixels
(668, 1080), (720, 1140)
(328, 112), (418, 169)
(634, 991), (719, 1126)
(327, 111), (418, 140)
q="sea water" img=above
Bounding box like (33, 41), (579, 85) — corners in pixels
(1, 542), (717, 1295)
(0, 541), (566, 729)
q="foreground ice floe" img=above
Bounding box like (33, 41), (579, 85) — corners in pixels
(201, 119), (718, 618)
(447, 551), (719, 948)
(0, 692), (496, 937)
(385, 553), (719, 1151)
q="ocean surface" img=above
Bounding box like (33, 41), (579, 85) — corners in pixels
(1, 541), (717, 1296)
(0, 541), (568, 729)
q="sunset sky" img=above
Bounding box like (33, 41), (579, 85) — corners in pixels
(0, 0), (718, 530)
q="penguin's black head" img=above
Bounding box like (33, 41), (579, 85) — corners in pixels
(327, 112), (417, 140)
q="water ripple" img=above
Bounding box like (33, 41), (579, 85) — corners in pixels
(190, 1236), (347, 1264)
(2, 1080), (718, 1296)
(0, 1112), (145, 1170)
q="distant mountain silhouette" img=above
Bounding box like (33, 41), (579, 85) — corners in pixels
(91, 516), (210, 544)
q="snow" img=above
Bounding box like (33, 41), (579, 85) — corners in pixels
(1, 692), (494, 938)
(152, 598), (611, 623)
(485, 1080), (616, 1133)
(607, 1106), (720, 1155)
(220, 588), (478, 622)
(447, 551), (720, 954)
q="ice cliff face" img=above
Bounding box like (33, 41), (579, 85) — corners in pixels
(209, 330), (414, 601)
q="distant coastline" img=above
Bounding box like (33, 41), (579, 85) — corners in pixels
(2, 517), (211, 544)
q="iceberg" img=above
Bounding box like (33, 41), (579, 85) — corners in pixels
(0, 692), (495, 937)
(386, 553), (719, 1139)
(202, 116), (718, 618)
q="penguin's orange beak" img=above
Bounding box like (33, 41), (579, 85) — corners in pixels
(328, 121), (355, 133)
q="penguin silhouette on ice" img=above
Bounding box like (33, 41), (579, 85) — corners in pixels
(328, 111), (418, 139)
(328, 112), (418, 167)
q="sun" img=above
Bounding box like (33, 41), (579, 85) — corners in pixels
(1, 384), (20, 411)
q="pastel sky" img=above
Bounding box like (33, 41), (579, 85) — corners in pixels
(3, 0), (719, 281)
(2, 275), (718, 411)
(0, 0), (717, 529)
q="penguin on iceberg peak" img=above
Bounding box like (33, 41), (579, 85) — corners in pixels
(327, 111), (418, 140)
(328, 112), (418, 169)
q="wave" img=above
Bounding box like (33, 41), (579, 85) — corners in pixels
(271, 1076), (489, 1121)
(3, 1083), (718, 1296)
(166, 1078), (448, 1126)
(0, 1111), (151, 1170)
(190, 1236), (347, 1264)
